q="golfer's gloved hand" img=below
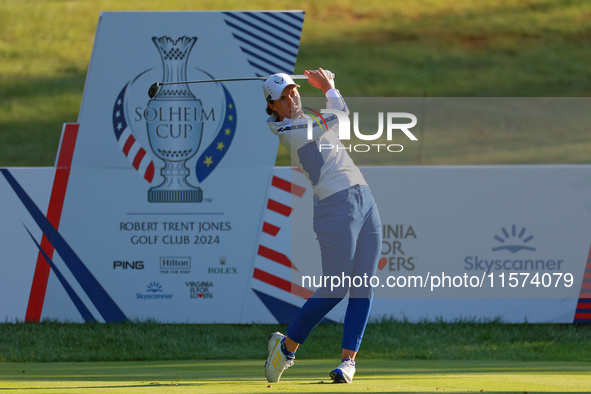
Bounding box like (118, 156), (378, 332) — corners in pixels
(305, 67), (335, 93)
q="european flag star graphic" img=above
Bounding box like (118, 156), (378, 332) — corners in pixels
(195, 85), (236, 182)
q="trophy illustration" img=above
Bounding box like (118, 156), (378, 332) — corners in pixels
(147, 36), (203, 203)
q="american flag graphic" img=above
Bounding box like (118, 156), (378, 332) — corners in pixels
(112, 83), (155, 182)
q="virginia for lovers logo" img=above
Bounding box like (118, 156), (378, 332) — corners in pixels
(111, 36), (237, 202)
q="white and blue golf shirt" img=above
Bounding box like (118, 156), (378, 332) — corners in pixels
(266, 89), (367, 201)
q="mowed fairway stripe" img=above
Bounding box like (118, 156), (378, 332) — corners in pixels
(0, 359), (589, 393)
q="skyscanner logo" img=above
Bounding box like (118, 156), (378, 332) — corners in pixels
(136, 281), (174, 300)
(492, 225), (536, 253)
(464, 225), (565, 273)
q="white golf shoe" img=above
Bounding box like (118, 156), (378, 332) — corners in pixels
(330, 358), (356, 383)
(265, 332), (294, 382)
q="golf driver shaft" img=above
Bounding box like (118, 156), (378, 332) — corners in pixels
(148, 70), (334, 98)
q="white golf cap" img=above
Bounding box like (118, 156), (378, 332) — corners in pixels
(263, 73), (299, 102)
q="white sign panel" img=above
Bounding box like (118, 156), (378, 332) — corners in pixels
(1, 11), (305, 323)
(289, 166), (591, 322)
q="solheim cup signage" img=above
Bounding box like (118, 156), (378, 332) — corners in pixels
(13, 11), (302, 323)
(147, 36), (204, 203)
(112, 34), (238, 203)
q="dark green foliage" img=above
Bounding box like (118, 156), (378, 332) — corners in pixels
(1, 318), (589, 362)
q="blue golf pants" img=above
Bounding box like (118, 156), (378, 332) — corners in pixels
(286, 185), (382, 352)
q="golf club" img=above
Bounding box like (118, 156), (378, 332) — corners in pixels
(147, 70), (335, 98)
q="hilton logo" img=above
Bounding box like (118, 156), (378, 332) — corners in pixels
(160, 256), (191, 274)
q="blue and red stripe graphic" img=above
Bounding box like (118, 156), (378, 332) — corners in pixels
(25, 124), (78, 322)
(573, 247), (591, 323)
(3, 125), (127, 322)
(223, 11), (303, 77)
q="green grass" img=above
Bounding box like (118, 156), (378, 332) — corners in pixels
(1, 319), (590, 392)
(0, 359), (590, 393)
(1, 0), (591, 166)
(1, 319), (590, 363)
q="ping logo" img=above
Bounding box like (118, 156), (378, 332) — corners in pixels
(492, 225), (536, 253)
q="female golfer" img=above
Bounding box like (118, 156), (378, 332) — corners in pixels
(263, 68), (382, 384)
